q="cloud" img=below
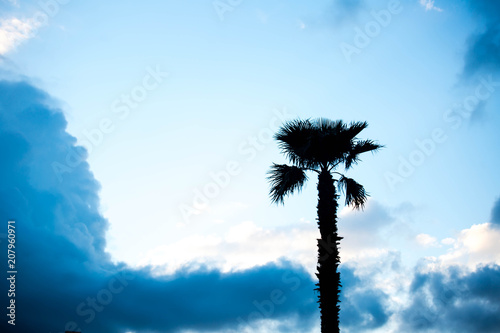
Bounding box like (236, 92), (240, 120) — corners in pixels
(462, 25), (500, 79)
(467, 0), (500, 22)
(462, 1), (500, 79)
(0, 17), (40, 55)
(419, 0), (442, 12)
(490, 197), (500, 226)
(340, 266), (393, 331)
(399, 264), (500, 332)
(416, 233), (439, 247)
(140, 220), (319, 276)
(411, 196), (500, 271)
(438, 223), (500, 268)
(142, 199), (402, 278)
(0, 79), (322, 333)
(0, 0), (71, 55)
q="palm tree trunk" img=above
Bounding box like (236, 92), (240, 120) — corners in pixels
(316, 168), (342, 333)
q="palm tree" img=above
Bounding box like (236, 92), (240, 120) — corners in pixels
(268, 118), (382, 333)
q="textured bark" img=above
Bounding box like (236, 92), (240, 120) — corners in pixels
(316, 168), (342, 333)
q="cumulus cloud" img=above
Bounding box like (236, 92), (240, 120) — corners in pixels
(340, 266), (393, 331)
(411, 199), (500, 270)
(140, 220), (319, 276)
(438, 223), (500, 268)
(395, 198), (500, 333)
(400, 264), (500, 332)
(142, 199), (402, 278)
(416, 233), (439, 247)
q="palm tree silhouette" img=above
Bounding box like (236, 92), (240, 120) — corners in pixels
(268, 118), (382, 333)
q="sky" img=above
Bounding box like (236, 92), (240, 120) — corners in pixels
(0, 0), (500, 332)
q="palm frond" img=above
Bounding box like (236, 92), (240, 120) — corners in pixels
(268, 164), (308, 204)
(338, 176), (368, 209)
(313, 118), (346, 134)
(275, 119), (317, 168)
(345, 139), (383, 169)
(344, 121), (369, 140)
(309, 119), (369, 168)
(274, 118), (381, 171)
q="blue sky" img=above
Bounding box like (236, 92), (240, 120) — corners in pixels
(1, 0), (500, 332)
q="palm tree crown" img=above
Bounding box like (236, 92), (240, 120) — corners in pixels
(268, 118), (382, 333)
(269, 118), (381, 207)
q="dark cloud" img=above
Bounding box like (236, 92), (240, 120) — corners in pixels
(462, 25), (500, 79)
(0, 80), (319, 333)
(491, 197), (500, 226)
(467, 1), (500, 22)
(462, 1), (500, 79)
(340, 266), (393, 330)
(400, 265), (500, 333)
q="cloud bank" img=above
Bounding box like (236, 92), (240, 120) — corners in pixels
(400, 264), (500, 333)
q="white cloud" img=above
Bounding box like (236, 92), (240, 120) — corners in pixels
(441, 237), (455, 245)
(416, 233), (439, 247)
(419, 0), (443, 12)
(139, 220), (319, 276)
(140, 199), (404, 280)
(178, 318), (320, 333)
(141, 199), (403, 277)
(438, 223), (500, 268)
(0, 17), (40, 55)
